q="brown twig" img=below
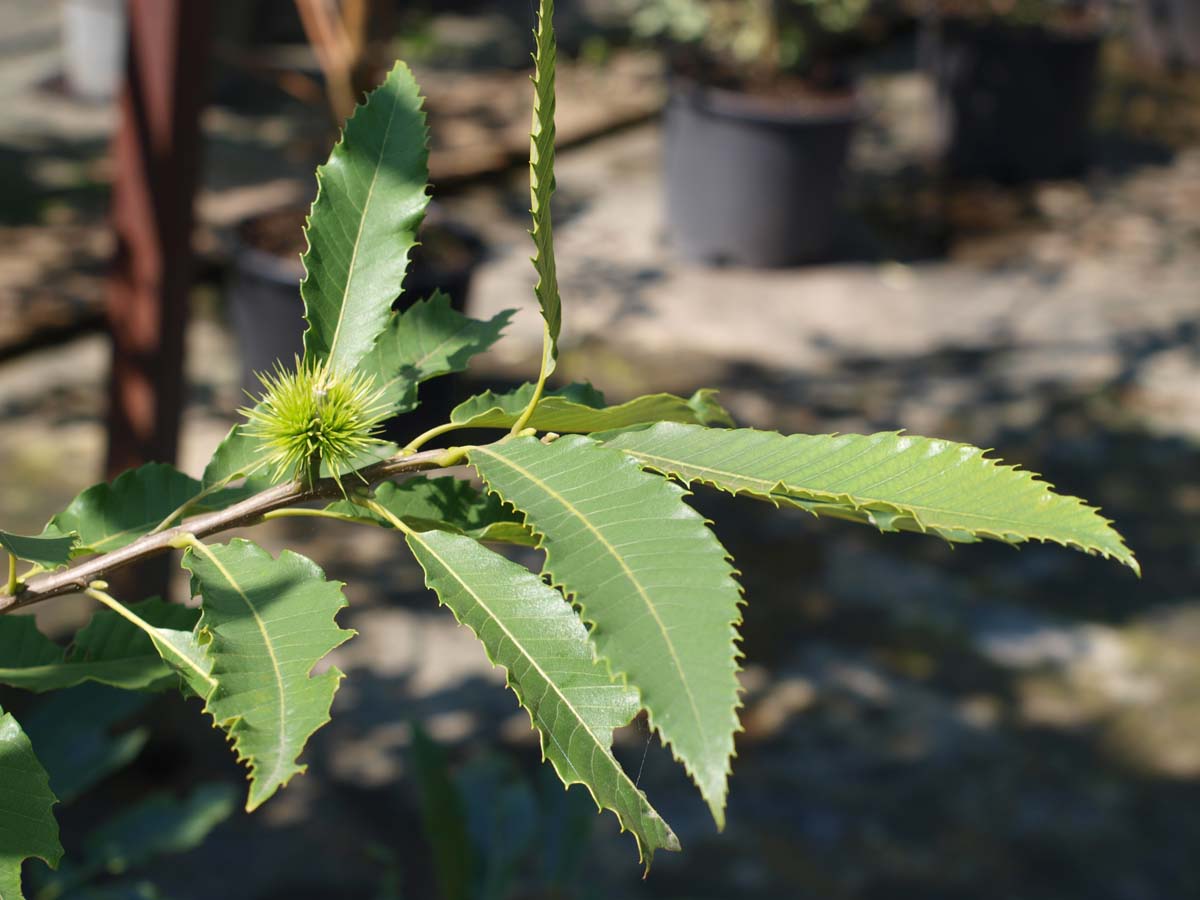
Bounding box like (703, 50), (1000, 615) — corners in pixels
(0, 447), (459, 615)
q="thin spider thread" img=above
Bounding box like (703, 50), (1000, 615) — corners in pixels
(634, 713), (653, 789)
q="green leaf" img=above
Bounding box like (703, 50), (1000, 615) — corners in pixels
(81, 598), (215, 701)
(451, 383), (603, 427)
(180, 539), (354, 810)
(327, 477), (534, 545)
(450, 384), (732, 432)
(0, 601), (199, 693)
(35, 783), (236, 900)
(0, 617), (62, 681)
(405, 528), (679, 866)
(683, 388), (736, 427)
(358, 292), (514, 414)
(302, 61), (431, 373)
(456, 756), (538, 900)
(0, 706), (62, 900)
(529, 0), (561, 373)
(75, 599), (205, 693)
(0, 529), (77, 569)
(410, 726), (474, 900)
(469, 436), (743, 828)
(514, 388), (728, 430)
(319, 440), (401, 480)
(601, 423), (1139, 572)
(201, 424), (273, 492)
(534, 766), (595, 889)
(81, 783), (237, 875)
(20, 685), (151, 803)
(47, 464), (233, 556)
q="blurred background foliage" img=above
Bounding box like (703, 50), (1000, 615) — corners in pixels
(1, 0), (1199, 897)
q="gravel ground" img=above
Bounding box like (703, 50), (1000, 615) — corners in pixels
(1, 4), (1199, 898)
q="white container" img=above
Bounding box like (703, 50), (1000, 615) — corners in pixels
(62, 0), (127, 102)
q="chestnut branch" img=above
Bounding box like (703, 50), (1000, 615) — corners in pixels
(0, 446), (461, 614)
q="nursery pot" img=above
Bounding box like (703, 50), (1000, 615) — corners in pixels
(663, 79), (859, 267)
(227, 216), (306, 398)
(62, 0), (127, 102)
(930, 20), (1102, 183)
(226, 207), (485, 400)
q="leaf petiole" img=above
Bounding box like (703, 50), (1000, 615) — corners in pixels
(261, 507), (376, 526)
(84, 582), (216, 692)
(508, 326), (553, 437)
(361, 498), (416, 537)
(5, 553), (16, 596)
(402, 420), (469, 454)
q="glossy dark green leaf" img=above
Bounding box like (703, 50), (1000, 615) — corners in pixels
(46, 464), (236, 556)
(302, 62), (431, 372)
(34, 782), (235, 900)
(407, 528), (679, 866)
(0, 601), (198, 694)
(327, 477), (534, 545)
(450, 384), (731, 432)
(20, 685), (151, 803)
(601, 424), (1139, 572)
(529, 0), (561, 374)
(181, 539), (354, 810)
(357, 292), (514, 414)
(470, 436), (743, 829)
(82, 783), (237, 875)
(0, 528), (77, 569)
(0, 706), (62, 900)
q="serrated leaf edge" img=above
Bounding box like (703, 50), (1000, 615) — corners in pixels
(608, 426), (1139, 575)
(182, 540), (354, 811)
(469, 439), (746, 828)
(405, 530), (680, 867)
(529, 0), (561, 364)
(301, 60), (432, 371)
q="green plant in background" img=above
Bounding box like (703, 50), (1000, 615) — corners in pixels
(407, 727), (599, 900)
(10, 685), (236, 900)
(0, 0), (1137, 891)
(632, 0), (873, 83)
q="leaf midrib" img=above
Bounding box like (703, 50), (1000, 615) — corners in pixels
(620, 447), (1099, 535)
(411, 532), (602, 785)
(324, 95), (401, 365)
(471, 446), (706, 738)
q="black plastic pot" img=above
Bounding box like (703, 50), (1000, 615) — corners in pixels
(226, 207), (485, 399)
(930, 21), (1102, 183)
(663, 79), (859, 267)
(389, 221), (486, 433)
(227, 231), (306, 398)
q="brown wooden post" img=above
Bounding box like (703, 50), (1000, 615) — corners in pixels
(104, 0), (212, 478)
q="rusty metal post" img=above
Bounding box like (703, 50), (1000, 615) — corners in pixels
(104, 0), (212, 478)
(104, 0), (211, 601)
